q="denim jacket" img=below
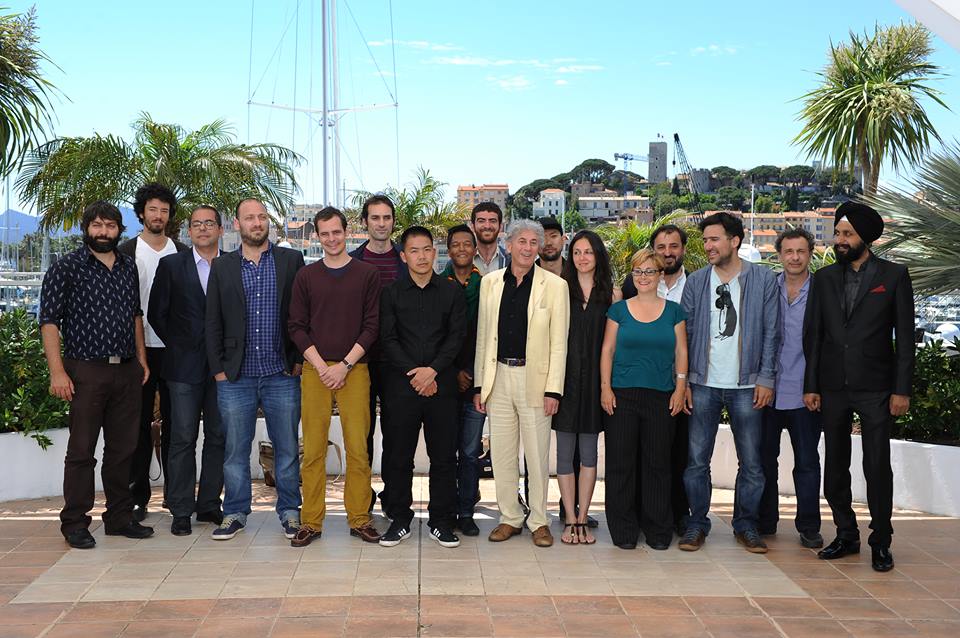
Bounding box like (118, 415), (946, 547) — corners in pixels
(680, 259), (780, 389)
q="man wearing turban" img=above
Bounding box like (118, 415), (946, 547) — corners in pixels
(802, 201), (915, 573)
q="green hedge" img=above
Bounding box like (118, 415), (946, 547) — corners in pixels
(893, 339), (960, 445)
(0, 309), (68, 448)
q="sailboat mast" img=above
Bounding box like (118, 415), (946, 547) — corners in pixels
(331, 0), (341, 208)
(321, 0), (329, 205)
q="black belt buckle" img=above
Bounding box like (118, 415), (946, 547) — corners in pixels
(498, 357), (526, 367)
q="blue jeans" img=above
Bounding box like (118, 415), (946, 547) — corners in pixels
(684, 384), (764, 536)
(166, 378), (225, 518)
(759, 407), (822, 535)
(456, 396), (486, 517)
(218, 373), (301, 524)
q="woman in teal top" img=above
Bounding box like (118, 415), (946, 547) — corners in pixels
(600, 248), (688, 550)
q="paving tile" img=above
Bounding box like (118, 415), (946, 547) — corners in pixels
(910, 620), (960, 636)
(698, 615), (782, 637)
(880, 598), (960, 620)
(543, 576), (612, 595)
(552, 594), (623, 615)
(0, 566), (47, 584)
(230, 560), (298, 579)
(348, 595), (418, 616)
(485, 595), (557, 616)
(44, 621), (127, 637)
(482, 577), (549, 596)
(617, 596), (692, 616)
(135, 598), (216, 619)
(629, 615), (708, 637)
(293, 560), (357, 580)
(0, 551), (65, 567)
(270, 616), (346, 637)
(420, 576), (484, 596)
(775, 618), (852, 637)
(816, 597), (899, 619)
(420, 594), (489, 615)
(670, 576), (741, 596)
(0, 601), (70, 625)
(207, 596), (282, 618)
(81, 579), (161, 602)
(776, 561), (847, 580)
(35, 564), (110, 583)
(0, 585), (24, 604)
(608, 577), (679, 596)
(151, 578), (225, 600)
(562, 613), (638, 636)
(683, 596), (761, 616)
(220, 576), (290, 598)
(0, 624), (50, 638)
(841, 619), (921, 636)
(736, 577), (809, 597)
(13, 581), (91, 603)
(194, 616), (274, 638)
(420, 612), (494, 637)
(58, 601), (142, 622)
(120, 618), (203, 638)
(794, 578), (870, 598)
(278, 596), (351, 617)
(343, 615), (419, 637)
(490, 613), (565, 637)
(858, 580), (941, 600)
(352, 576), (419, 596)
(894, 564), (960, 581)
(915, 579), (960, 599)
(287, 577), (354, 597)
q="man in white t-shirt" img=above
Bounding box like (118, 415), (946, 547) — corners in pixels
(119, 183), (188, 521)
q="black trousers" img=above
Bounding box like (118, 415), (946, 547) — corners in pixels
(130, 347), (171, 508)
(821, 389), (894, 548)
(61, 359), (142, 535)
(670, 411), (690, 528)
(381, 373), (459, 528)
(604, 387), (675, 546)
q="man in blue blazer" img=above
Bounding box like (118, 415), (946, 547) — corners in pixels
(148, 205), (227, 536)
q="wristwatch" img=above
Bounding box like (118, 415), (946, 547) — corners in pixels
(341, 359), (354, 370)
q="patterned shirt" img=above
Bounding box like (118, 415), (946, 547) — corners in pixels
(362, 246), (399, 286)
(239, 244), (284, 377)
(38, 247), (142, 360)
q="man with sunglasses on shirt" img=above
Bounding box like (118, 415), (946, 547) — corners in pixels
(679, 212), (779, 554)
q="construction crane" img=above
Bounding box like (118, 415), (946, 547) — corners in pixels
(671, 133), (704, 219)
(613, 152), (647, 195)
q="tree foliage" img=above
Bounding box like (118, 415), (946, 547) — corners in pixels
(0, 7), (58, 177)
(866, 144), (960, 295)
(781, 164), (816, 185)
(350, 167), (467, 241)
(17, 114), (302, 232)
(594, 212), (706, 284)
(793, 22), (948, 195)
(746, 165), (781, 184)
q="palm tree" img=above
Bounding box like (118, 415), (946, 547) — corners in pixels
(0, 7), (58, 177)
(16, 113), (302, 232)
(793, 23), (948, 196)
(593, 212), (706, 284)
(865, 144), (960, 295)
(349, 167), (468, 240)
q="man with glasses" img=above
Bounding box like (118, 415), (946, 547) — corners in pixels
(679, 212), (779, 554)
(148, 206), (226, 536)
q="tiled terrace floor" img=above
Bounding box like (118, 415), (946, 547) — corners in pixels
(0, 478), (958, 637)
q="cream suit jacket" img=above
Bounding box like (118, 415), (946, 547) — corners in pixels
(474, 265), (570, 408)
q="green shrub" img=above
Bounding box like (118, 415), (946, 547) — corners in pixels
(893, 339), (960, 444)
(0, 309), (68, 448)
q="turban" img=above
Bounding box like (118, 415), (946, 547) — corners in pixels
(835, 201), (883, 243)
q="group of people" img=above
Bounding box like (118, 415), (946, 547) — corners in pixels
(39, 185), (914, 573)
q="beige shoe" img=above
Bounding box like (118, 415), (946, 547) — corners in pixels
(532, 525), (554, 547)
(488, 523), (522, 542)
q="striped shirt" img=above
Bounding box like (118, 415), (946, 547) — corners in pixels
(363, 246), (399, 286)
(239, 244), (284, 377)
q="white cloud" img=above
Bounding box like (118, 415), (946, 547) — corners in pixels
(555, 79), (569, 86)
(655, 61), (672, 67)
(487, 75), (531, 91)
(690, 44), (741, 56)
(555, 64), (604, 73)
(432, 56), (548, 68)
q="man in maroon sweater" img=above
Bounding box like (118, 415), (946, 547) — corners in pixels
(287, 207), (382, 546)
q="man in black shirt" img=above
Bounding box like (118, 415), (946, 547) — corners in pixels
(378, 226), (467, 548)
(39, 201), (155, 548)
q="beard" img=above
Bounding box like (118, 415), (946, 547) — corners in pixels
(663, 255), (684, 275)
(540, 250), (561, 262)
(83, 233), (120, 254)
(835, 240), (867, 264)
(240, 228), (269, 247)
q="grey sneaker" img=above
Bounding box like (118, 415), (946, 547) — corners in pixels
(736, 529), (769, 554)
(211, 516), (245, 540)
(282, 519), (300, 539)
(678, 528), (705, 551)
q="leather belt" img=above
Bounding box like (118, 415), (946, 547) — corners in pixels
(497, 357), (526, 367)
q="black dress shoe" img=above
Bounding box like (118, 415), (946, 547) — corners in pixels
(586, 515), (599, 529)
(171, 517), (192, 536)
(615, 541), (637, 550)
(196, 510), (224, 525)
(872, 547), (894, 572)
(817, 537), (860, 560)
(647, 539), (670, 551)
(457, 516), (480, 537)
(105, 521), (154, 539)
(132, 505), (147, 522)
(65, 529), (96, 549)
(800, 531), (824, 549)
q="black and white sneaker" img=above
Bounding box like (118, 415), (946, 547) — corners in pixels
(428, 525), (460, 548)
(379, 521), (412, 547)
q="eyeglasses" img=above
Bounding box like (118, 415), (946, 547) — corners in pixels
(190, 220), (219, 229)
(631, 268), (662, 278)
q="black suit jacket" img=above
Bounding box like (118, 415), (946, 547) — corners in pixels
(803, 254), (915, 396)
(206, 246), (305, 381)
(148, 249), (213, 384)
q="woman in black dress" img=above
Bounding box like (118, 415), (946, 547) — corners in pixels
(553, 230), (620, 544)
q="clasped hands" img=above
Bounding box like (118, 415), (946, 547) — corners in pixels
(406, 366), (438, 397)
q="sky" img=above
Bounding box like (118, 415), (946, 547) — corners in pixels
(6, 0), (960, 213)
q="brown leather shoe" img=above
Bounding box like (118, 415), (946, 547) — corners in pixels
(290, 526), (322, 548)
(488, 523), (522, 542)
(532, 525), (553, 548)
(349, 523), (381, 543)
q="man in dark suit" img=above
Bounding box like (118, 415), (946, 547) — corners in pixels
(119, 183), (188, 520)
(148, 205), (226, 536)
(206, 198), (306, 541)
(803, 201), (915, 572)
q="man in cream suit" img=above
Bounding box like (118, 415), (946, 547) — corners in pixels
(473, 219), (570, 547)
